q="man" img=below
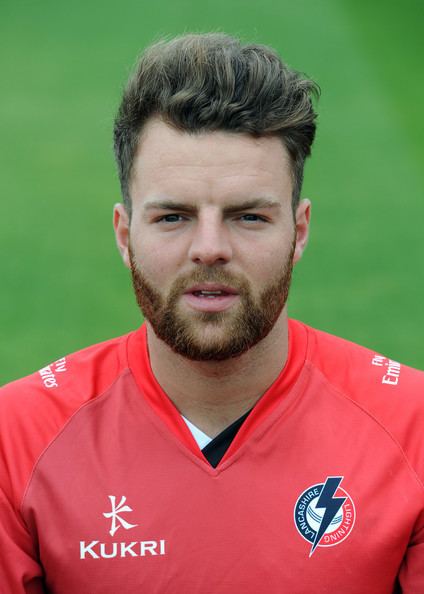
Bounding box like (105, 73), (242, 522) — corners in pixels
(1, 33), (423, 594)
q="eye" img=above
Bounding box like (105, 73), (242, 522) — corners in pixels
(239, 214), (268, 223)
(156, 214), (187, 224)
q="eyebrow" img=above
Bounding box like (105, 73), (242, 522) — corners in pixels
(143, 197), (282, 214)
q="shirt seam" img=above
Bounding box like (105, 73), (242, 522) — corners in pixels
(19, 367), (132, 526)
(307, 360), (424, 495)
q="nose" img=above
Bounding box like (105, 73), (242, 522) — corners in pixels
(188, 213), (233, 266)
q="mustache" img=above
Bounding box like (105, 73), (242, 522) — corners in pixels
(170, 267), (249, 293)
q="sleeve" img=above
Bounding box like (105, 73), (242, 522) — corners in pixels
(0, 487), (46, 594)
(397, 511), (424, 593)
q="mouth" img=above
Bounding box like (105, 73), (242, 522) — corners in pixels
(185, 284), (238, 297)
(183, 284), (239, 311)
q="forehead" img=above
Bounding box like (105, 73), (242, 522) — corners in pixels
(130, 119), (293, 205)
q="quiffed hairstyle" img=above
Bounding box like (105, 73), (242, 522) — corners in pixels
(114, 33), (319, 215)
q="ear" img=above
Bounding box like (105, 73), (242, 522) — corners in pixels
(293, 199), (311, 264)
(113, 203), (131, 269)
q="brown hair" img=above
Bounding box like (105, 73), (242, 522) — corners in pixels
(114, 33), (319, 215)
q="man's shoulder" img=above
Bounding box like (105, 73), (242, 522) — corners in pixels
(302, 321), (424, 399)
(0, 331), (130, 407)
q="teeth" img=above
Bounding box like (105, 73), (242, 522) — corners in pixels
(194, 290), (224, 297)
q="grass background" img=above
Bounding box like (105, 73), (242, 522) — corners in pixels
(1, 0), (423, 384)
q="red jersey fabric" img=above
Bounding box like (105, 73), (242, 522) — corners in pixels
(1, 319), (424, 593)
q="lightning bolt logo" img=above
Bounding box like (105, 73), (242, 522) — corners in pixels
(309, 477), (346, 556)
(294, 475), (355, 556)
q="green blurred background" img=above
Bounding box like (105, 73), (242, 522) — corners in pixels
(1, 0), (423, 384)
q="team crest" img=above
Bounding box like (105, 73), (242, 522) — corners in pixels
(294, 476), (355, 556)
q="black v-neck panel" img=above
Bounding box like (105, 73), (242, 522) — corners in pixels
(201, 410), (251, 468)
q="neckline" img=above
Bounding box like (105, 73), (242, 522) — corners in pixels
(201, 408), (252, 468)
(127, 319), (309, 469)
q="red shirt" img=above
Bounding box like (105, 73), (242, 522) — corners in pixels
(1, 319), (424, 593)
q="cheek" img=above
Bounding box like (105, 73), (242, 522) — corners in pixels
(243, 241), (293, 282)
(130, 237), (181, 286)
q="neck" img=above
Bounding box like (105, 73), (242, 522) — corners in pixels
(146, 311), (289, 438)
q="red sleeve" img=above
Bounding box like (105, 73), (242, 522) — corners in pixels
(304, 322), (424, 592)
(0, 334), (127, 593)
(398, 511), (424, 593)
(0, 488), (46, 593)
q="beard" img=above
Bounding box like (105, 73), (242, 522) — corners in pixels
(128, 240), (295, 361)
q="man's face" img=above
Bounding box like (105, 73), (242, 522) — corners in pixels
(114, 119), (310, 361)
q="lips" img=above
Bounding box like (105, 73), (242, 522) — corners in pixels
(183, 284), (239, 312)
(185, 284), (238, 297)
